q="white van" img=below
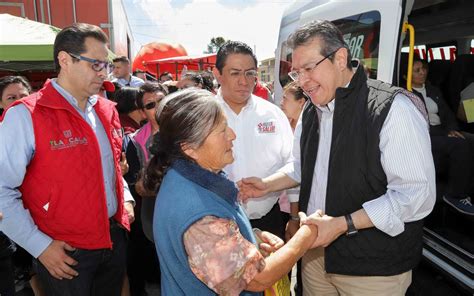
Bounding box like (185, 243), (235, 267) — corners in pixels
(275, 0), (473, 294)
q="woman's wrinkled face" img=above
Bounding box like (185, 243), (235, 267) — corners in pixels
(1, 83), (29, 109)
(187, 114), (236, 172)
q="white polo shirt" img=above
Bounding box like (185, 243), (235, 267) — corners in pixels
(217, 90), (294, 219)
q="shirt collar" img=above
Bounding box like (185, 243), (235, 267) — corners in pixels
(314, 80), (351, 113)
(171, 158), (239, 207)
(51, 79), (98, 112)
(216, 88), (255, 113)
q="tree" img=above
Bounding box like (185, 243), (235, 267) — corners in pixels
(204, 37), (226, 54)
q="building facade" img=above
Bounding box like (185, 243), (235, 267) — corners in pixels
(258, 57), (275, 83)
(0, 0), (135, 58)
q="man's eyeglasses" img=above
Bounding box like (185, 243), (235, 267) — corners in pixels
(288, 48), (340, 82)
(229, 69), (258, 80)
(144, 101), (157, 110)
(67, 52), (115, 73)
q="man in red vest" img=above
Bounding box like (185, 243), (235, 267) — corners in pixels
(0, 23), (134, 295)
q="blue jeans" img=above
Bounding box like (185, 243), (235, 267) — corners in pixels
(34, 220), (127, 296)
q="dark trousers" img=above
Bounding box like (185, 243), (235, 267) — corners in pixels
(0, 255), (15, 296)
(127, 208), (160, 296)
(431, 134), (472, 197)
(250, 202), (286, 241)
(34, 220), (127, 296)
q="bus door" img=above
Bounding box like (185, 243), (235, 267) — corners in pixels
(275, 0), (408, 102)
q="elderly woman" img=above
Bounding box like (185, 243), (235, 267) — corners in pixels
(143, 89), (317, 295)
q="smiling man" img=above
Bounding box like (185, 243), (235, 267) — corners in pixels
(213, 41), (296, 242)
(238, 20), (436, 295)
(0, 23), (134, 295)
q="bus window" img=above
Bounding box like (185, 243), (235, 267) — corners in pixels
(278, 10), (381, 88)
(429, 46), (457, 61)
(334, 10), (380, 78)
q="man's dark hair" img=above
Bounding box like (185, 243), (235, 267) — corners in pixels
(113, 56), (130, 64)
(53, 23), (108, 72)
(181, 71), (215, 92)
(215, 41), (258, 74)
(106, 82), (122, 101)
(114, 87), (141, 114)
(137, 82), (169, 109)
(287, 20), (352, 69)
(0, 76), (32, 99)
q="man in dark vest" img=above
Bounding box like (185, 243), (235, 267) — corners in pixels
(0, 23), (135, 295)
(238, 20), (436, 295)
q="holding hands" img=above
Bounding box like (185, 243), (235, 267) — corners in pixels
(299, 211), (348, 249)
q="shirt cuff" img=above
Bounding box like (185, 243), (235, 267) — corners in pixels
(25, 231), (53, 258)
(122, 178), (135, 206)
(286, 187), (300, 203)
(362, 196), (405, 237)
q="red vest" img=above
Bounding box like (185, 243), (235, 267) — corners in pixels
(9, 81), (130, 250)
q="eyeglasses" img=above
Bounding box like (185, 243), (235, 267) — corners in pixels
(288, 48), (340, 82)
(67, 52), (115, 73)
(144, 101), (157, 110)
(229, 69), (258, 80)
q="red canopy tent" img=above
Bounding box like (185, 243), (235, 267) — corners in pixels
(144, 53), (217, 80)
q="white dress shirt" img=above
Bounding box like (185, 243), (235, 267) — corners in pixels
(280, 93), (436, 237)
(217, 91), (295, 219)
(413, 85), (441, 126)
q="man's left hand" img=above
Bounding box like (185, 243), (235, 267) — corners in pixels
(124, 201), (135, 224)
(299, 211), (347, 248)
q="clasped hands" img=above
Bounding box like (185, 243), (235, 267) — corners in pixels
(238, 177), (348, 249)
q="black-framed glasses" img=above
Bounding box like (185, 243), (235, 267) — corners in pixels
(144, 101), (157, 110)
(288, 48), (340, 82)
(67, 52), (114, 73)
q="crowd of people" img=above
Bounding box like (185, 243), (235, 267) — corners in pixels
(0, 18), (471, 296)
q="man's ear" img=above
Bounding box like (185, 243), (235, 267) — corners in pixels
(57, 51), (71, 71)
(212, 67), (222, 85)
(181, 142), (198, 161)
(335, 48), (349, 71)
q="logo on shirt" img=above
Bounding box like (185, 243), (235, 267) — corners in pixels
(50, 130), (88, 150)
(257, 121), (276, 133)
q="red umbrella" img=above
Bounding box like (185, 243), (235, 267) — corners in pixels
(132, 42), (187, 76)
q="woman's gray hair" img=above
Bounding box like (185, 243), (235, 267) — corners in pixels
(144, 88), (224, 193)
(156, 88), (223, 148)
(287, 20), (352, 69)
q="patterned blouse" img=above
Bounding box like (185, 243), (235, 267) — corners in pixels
(183, 216), (266, 295)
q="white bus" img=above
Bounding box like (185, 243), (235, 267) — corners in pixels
(275, 0), (473, 293)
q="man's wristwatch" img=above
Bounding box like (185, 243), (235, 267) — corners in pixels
(289, 214), (300, 221)
(345, 214), (358, 236)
